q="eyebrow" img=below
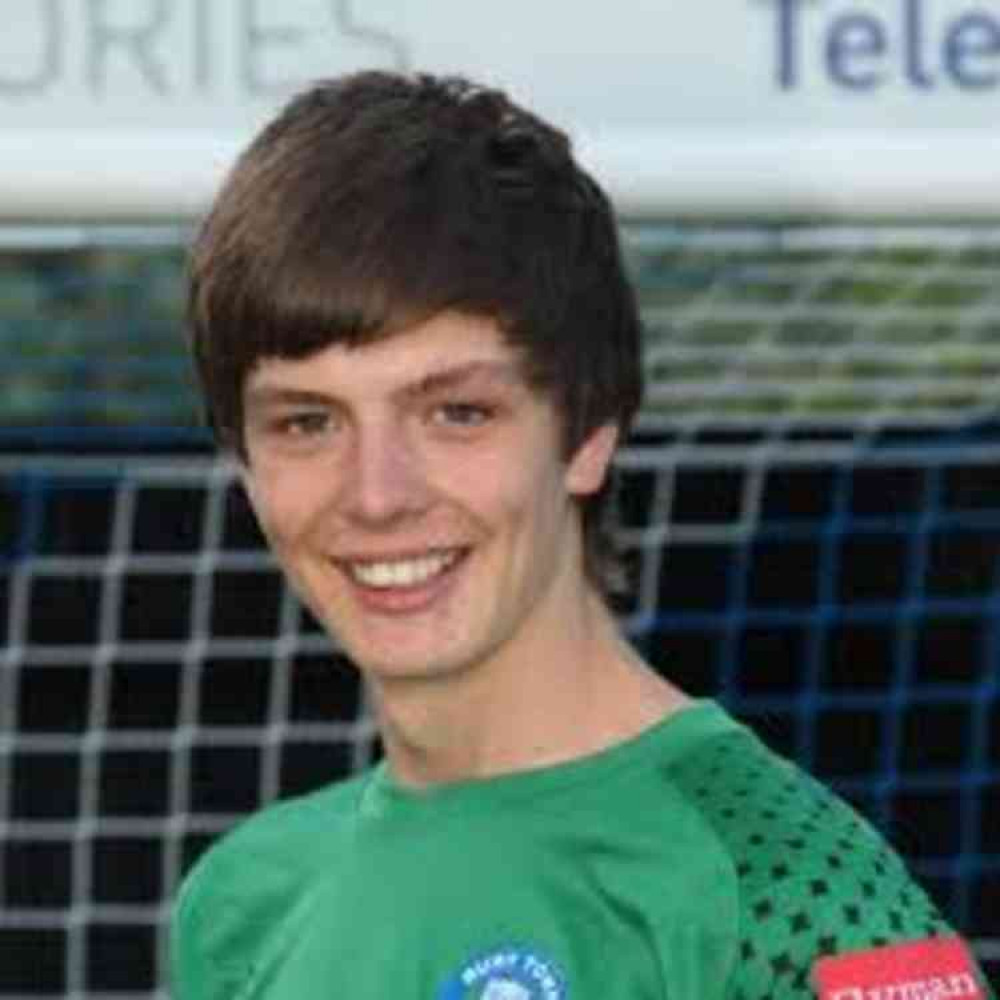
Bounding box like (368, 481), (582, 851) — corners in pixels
(243, 386), (334, 411)
(399, 360), (523, 400)
(244, 360), (524, 411)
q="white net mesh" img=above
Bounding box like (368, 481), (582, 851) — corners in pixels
(1, 224), (998, 994)
(1, 456), (377, 996)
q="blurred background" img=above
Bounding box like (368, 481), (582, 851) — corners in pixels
(1, 1), (998, 995)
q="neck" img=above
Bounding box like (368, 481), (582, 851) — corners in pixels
(370, 589), (689, 789)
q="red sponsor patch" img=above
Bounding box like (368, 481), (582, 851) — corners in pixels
(813, 937), (986, 1000)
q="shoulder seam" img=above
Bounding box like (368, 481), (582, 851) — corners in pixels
(665, 735), (747, 1000)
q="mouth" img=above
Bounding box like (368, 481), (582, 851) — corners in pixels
(341, 547), (467, 591)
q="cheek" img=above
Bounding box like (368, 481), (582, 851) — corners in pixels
(442, 442), (551, 518)
(473, 450), (570, 548)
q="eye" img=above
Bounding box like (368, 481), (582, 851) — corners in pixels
(433, 402), (495, 428)
(273, 410), (333, 438)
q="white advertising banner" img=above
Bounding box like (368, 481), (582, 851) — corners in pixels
(1, 0), (999, 219)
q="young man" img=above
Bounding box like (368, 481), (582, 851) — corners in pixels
(171, 72), (993, 999)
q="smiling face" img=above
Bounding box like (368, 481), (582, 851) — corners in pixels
(240, 311), (616, 688)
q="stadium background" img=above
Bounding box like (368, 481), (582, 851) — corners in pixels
(3, 1), (1000, 996)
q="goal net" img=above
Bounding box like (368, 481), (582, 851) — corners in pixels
(1, 223), (998, 995)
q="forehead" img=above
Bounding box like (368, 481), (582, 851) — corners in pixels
(244, 311), (527, 399)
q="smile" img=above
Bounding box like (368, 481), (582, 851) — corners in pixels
(344, 548), (464, 589)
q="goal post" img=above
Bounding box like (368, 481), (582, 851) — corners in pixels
(7, 125), (1000, 223)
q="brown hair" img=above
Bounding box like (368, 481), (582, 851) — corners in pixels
(188, 71), (643, 592)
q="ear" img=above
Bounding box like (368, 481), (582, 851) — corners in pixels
(564, 423), (619, 497)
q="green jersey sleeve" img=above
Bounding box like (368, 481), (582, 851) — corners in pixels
(665, 726), (994, 999)
(169, 778), (368, 1000)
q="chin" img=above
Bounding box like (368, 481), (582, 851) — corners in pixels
(349, 637), (486, 687)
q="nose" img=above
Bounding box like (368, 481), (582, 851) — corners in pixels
(338, 421), (430, 526)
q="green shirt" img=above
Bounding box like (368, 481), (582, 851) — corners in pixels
(170, 701), (992, 999)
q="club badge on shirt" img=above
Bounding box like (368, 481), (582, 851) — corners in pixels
(812, 936), (986, 1000)
(437, 944), (567, 1000)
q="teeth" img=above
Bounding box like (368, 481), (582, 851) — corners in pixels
(348, 549), (460, 589)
